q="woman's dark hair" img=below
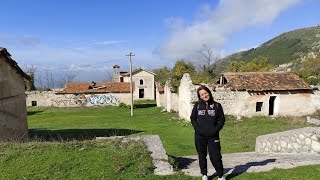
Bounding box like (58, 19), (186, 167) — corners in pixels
(197, 85), (214, 103)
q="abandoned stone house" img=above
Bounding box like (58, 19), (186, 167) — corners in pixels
(157, 72), (320, 120)
(113, 65), (156, 100)
(0, 47), (29, 140)
(215, 72), (319, 117)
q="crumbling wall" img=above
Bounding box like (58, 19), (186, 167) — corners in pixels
(26, 91), (131, 107)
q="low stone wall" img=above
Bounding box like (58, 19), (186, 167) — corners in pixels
(307, 116), (320, 125)
(255, 127), (320, 153)
(26, 91), (131, 107)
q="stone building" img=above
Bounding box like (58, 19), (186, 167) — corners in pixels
(156, 72), (320, 120)
(113, 65), (156, 100)
(216, 72), (316, 117)
(0, 47), (29, 140)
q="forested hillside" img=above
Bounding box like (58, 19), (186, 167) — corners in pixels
(210, 26), (320, 77)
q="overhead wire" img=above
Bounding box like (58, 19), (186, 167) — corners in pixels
(33, 58), (127, 72)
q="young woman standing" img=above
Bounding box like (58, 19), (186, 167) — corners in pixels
(190, 85), (225, 180)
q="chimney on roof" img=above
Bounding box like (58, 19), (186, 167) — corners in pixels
(113, 65), (120, 82)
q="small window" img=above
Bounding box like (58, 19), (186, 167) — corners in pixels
(32, 101), (37, 106)
(140, 79), (144, 85)
(120, 77), (124, 82)
(256, 102), (263, 112)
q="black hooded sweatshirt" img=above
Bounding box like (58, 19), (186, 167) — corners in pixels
(190, 101), (225, 137)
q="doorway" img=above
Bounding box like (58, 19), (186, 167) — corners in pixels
(139, 89), (144, 98)
(268, 96), (276, 115)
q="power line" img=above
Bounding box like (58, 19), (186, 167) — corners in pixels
(33, 58), (126, 72)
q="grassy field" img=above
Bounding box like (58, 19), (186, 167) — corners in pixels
(26, 105), (309, 156)
(1, 103), (319, 179)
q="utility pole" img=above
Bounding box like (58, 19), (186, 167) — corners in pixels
(126, 52), (135, 116)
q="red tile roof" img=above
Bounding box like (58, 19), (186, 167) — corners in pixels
(222, 72), (310, 91)
(56, 82), (133, 94)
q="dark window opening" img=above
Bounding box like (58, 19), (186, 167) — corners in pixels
(120, 77), (124, 82)
(140, 79), (144, 85)
(32, 101), (37, 106)
(139, 89), (144, 98)
(256, 102), (263, 112)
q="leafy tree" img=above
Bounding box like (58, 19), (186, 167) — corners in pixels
(244, 56), (274, 72)
(224, 56), (274, 72)
(224, 61), (246, 72)
(294, 56), (320, 85)
(152, 66), (171, 85)
(172, 60), (196, 79)
(304, 56), (320, 77)
(170, 60), (196, 91)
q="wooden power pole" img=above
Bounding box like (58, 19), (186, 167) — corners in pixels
(126, 52), (135, 116)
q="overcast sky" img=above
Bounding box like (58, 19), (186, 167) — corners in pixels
(1, 0), (319, 84)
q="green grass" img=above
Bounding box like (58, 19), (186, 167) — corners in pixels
(0, 139), (196, 179)
(1, 105), (317, 179)
(27, 106), (310, 156)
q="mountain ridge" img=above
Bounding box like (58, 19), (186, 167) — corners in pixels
(210, 25), (320, 74)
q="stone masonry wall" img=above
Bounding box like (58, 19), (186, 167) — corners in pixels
(213, 88), (250, 116)
(171, 93), (179, 112)
(179, 73), (197, 121)
(26, 91), (131, 107)
(255, 127), (320, 153)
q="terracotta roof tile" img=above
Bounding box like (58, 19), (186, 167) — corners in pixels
(222, 72), (310, 91)
(57, 82), (133, 94)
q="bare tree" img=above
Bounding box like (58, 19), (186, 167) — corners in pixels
(196, 44), (219, 78)
(44, 70), (55, 89)
(23, 64), (37, 90)
(56, 71), (77, 88)
(199, 44), (215, 68)
(103, 70), (114, 82)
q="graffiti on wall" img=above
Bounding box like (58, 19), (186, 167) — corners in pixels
(52, 94), (87, 107)
(88, 94), (119, 105)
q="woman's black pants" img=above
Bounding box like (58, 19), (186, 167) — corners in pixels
(195, 133), (224, 177)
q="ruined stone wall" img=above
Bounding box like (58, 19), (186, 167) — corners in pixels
(171, 93), (179, 112)
(156, 73), (320, 120)
(26, 91), (131, 107)
(158, 93), (165, 107)
(179, 74), (197, 121)
(213, 88), (250, 116)
(0, 57), (28, 140)
(164, 81), (171, 112)
(155, 85), (164, 107)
